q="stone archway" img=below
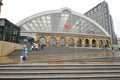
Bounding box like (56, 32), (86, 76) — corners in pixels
(60, 37), (65, 47)
(105, 40), (109, 47)
(50, 37), (56, 47)
(69, 38), (74, 47)
(92, 39), (96, 47)
(85, 39), (89, 47)
(39, 37), (46, 46)
(77, 38), (82, 47)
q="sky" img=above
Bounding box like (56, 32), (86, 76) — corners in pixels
(0, 0), (120, 37)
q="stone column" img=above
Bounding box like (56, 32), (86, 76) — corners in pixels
(108, 40), (111, 48)
(89, 39), (92, 47)
(56, 37), (60, 47)
(103, 40), (105, 47)
(36, 33), (40, 41)
(82, 38), (85, 47)
(74, 37), (77, 47)
(65, 37), (69, 47)
(46, 37), (50, 47)
(96, 39), (99, 48)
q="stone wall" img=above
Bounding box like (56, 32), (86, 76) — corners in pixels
(0, 41), (23, 56)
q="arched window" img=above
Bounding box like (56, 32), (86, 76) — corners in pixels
(85, 39), (89, 47)
(50, 37), (56, 46)
(92, 39), (96, 47)
(60, 38), (65, 47)
(77, 38), (82, 47)
(69, 38), (74, 47)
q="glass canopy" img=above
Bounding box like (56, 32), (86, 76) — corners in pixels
(17, 8), (110, 37)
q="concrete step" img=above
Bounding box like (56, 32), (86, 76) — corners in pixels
(0, 74), (120, 79)
(0, 66), (120, 70)
(6, 47), (114, 64)
(9, 47), (112, 56)
(25, 57), (115, 63)
(0, 70), (120, 74)
(0, 64), (120, 79)
(0, 64), (120, 66)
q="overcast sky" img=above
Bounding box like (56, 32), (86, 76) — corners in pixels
(0, 0), (120, 37)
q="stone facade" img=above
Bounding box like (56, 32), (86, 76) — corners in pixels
(36, 33), (111, 48)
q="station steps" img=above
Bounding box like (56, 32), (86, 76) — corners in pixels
(0, 64), (120, 80)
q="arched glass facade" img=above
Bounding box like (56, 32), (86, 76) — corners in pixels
(17, 8), (110, 37)
(16, 8), (111, 48)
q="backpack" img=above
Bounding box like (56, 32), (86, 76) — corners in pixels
(22, 56), (26, 61)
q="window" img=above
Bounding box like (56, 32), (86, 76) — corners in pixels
(91, 10), (93, 14)
(104, 8), (108, 13)
(0, 27), (2, 32)
(0, 32), (3, 40)
(98, 5), (101, 10)
(87, 12), (90, 16)
(0, 20), (5, 26)
(94, 8), (97, 13)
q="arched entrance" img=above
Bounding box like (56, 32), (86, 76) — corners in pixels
(92, 39), (96, 47)
(50, 37), (56, 46)
(105, 40), (109, 47)
(60, 37), (65, 47)
(85, 39), (89, 47)
(69, 38), (74, 47)
(39, 37), (46, 46)
(77, 38), (82, 47)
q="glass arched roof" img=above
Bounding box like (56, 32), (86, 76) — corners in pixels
(17, 8), (110, 37)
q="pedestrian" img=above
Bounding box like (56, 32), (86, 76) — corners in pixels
(30, 42), (34, 50)
(22, 45), (28, 61)
(35, 43), (38, 50)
